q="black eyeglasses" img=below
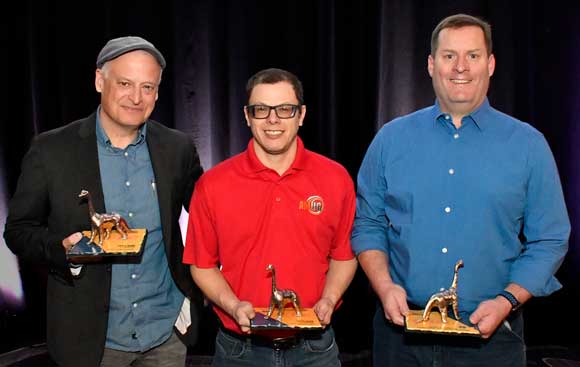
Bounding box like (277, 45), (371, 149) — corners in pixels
(246, 104), (301, 119)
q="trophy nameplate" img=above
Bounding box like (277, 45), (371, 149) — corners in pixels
(404, 259), (481, 337)
(250, 264), (323, 330)
(66, 190), (147, 263)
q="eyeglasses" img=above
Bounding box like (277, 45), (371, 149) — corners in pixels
(246, 104), (301, 119)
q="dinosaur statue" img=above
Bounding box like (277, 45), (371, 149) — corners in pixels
(78, 190), (130, 247)
(421, 259), (464, 323)
(266, 264), (302, 321)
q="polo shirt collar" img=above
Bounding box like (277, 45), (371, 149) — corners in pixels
(245, 136), (307, 174)
(432, 98), (492, 132)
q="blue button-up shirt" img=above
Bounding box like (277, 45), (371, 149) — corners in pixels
(352, 99), (570, 318)
(96, 110), (184, 351)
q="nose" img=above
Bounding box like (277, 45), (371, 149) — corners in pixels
(266, 108), (279, 124)
(128, 86), (142, 104)
(455, 56), (469, 73)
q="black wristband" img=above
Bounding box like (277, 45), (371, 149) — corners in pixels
(497, 290), (521, 312)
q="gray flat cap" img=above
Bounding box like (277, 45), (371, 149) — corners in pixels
(96, 36), (166, 69)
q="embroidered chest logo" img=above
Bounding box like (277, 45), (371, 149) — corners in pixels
(299, 195), (324, 215)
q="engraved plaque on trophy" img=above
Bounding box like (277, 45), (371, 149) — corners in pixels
(250, 264), (322, 330)
(404, 260), (481, 337)
(67, 190), (147, 263)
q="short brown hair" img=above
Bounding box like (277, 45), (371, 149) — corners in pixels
(246, 68), (304, 105)
(431, 14), (492, 56)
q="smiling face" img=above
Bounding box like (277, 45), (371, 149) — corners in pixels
(244, 81), (306, 168)
(428, 25), (495, 118)
(95, 50), (162, 135)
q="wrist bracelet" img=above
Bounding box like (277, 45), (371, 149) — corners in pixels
(497, 290), (521, 312)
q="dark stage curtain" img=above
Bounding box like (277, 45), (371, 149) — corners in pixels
(1, 0), (578, 355)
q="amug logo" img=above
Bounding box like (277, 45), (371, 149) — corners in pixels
(299, 195), (324, 215)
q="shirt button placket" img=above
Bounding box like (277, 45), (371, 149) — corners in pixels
(273, 183), (282, 204)
(444, 118), (456, 261)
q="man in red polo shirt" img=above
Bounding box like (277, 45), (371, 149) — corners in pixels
(183, 68), (357, 366)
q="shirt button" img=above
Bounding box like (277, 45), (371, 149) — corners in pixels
(132, 302), (138, 308)
(440, 288), (445, 292)
(441, 247), (448, 253)
(444, 206), (451, 213)
(125, 181), (131, 187)
(275, 197), (281, 202)
(131, 274), (137, 279)
(453, 133), (460, 139)
(128, 212), (134, 217)
(132, 333), (138, 339)
(444, 115), (450, 120)
(124, 152), (129, 157)
(448, 168), (455, 175)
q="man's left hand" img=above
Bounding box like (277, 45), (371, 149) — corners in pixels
(314, 297), (336, 326)
(469, 297), (512, 338)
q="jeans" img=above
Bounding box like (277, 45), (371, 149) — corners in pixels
(373, 306), (526, 367)
(212, 327), (340, 367)
(99, 331), (187, 367)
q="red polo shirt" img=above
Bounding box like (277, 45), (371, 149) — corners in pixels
(183, 137), (355, 333)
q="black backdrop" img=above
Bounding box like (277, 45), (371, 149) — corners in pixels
(1, 0), (579, 356)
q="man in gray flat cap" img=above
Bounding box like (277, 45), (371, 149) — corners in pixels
(4, 36), (203, 367)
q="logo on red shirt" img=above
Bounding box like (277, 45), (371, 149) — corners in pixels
(299, 195), (324, 215)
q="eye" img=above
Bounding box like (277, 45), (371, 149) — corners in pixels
(468, 53), (480, 60)
(443, 54), (454, 60)
(143, 85), (156, 92)
(118, 81), (130, 87)
(254, 105), (269, 112)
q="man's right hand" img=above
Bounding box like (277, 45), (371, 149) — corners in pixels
(231, 301), (255, 333)
(190, 266), (257, 333)
(62, 232), (83, 251)
(357, 250), (409, 326)
(380, 282), (409, 326)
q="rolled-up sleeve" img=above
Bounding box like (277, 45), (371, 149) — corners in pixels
(510, 132), (570, 296)
(351, 129), (390, 255)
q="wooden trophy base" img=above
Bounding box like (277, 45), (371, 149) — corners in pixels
(404, 310), (480, 337)
(251, 307), (322, 330)
(67, 229), (147, 263)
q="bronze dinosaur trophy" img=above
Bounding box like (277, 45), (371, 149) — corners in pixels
(421, 259), (463, 323)
(67, 189), (147, 262)
(265, 264), (302, 320)
(404, 259), (481, 337)
(249, 264), (322, 330)
(78, 190), (130, 247)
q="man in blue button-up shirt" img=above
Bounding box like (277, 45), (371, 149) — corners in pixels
(4, 36), (203, 367)
(352, 14), (569, 367)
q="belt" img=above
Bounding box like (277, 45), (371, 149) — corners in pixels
(219, 326), (305, 350)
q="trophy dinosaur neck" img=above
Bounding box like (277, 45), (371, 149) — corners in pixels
(450, 265), (460, 289)
(87, 193), (96, 218)
(271, 267), (277, 292)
